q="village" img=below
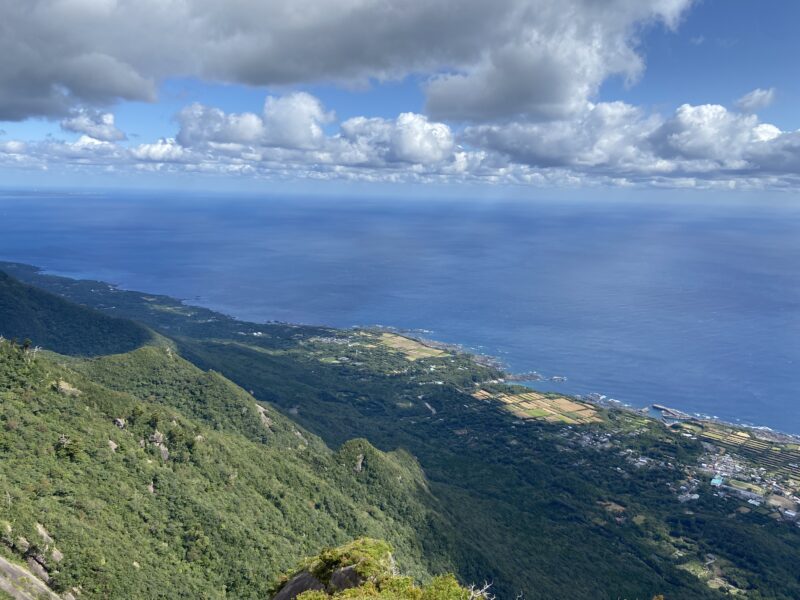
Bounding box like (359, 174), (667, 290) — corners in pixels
(678, 427), (800, 525)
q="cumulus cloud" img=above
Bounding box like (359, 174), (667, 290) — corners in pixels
(176, 93), (333, 151)
(61, 109), (126, 141)
(176, 105), (265, 147)
(0, 0), (692, 121)
(465, 101), (798, 181)
(424, 0), (692, 121)
(735, 88), (776, 113)
(131, 138), (188, 163)
(649, 104), (781, 164)
(262, 93), (334, 150)
(464, 102), (660, 169)
(339, 113), (454, 165)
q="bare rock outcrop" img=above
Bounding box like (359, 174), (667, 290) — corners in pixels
(35, 524), (53, 545)
(255, 404), (274, 430)
(26, 557), (49, 583)
(329, 565), (363, 592)
(354, 454), (365, 473)
(56, 380), (81, 397)
(148, 431), (169, 460)
(272, 572), (325, 600)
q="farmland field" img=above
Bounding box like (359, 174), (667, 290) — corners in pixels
(378, 333), (448, 360)
(475, 390), (602, 424)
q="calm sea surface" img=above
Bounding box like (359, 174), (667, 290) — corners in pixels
(2, 191), (799, 432)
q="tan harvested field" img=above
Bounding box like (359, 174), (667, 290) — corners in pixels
(767, 494), (797, 510)
(475, 389), (601, 425)
(378, 333), (447, 360)
(599, 501), (626, 514)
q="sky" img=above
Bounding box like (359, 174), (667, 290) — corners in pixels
(1, 0), (799, 193)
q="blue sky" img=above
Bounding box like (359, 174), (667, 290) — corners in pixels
(1, 0), (799, 192)
(606, 0), (800, 129)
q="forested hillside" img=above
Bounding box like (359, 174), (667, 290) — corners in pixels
(0, 278), (470, 598)
(0, 271), (151, 356)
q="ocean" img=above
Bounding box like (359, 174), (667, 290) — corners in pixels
(1, 190), (799, 432)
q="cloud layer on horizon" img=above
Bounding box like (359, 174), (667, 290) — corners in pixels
(3, 90), (800, 189)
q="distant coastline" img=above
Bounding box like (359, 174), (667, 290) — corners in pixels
(3, 259), (799, 443)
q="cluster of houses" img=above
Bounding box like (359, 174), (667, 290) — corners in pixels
(692, 445), (800, 523)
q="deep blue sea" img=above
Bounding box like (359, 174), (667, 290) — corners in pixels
(2, 190), (799, 432)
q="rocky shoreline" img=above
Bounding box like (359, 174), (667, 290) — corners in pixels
(378, 324), (800, 445)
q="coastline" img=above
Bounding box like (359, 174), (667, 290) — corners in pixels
(375, 325), (800, 445)
(3, 259), (799, 443)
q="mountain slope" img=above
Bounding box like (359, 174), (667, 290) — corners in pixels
(0, 270), (151, 356)
(0, 338), (463, 598)
(0, 270), (470, 600)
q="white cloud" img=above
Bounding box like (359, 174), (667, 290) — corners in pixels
(390, 113), (454, 163)
(339, 113), (454, 165)
(463, 102), (660, 170)
(176, 93), (332, 151)
(425, 0), (691, 121)
(0, 140), (27, 154)
(262, 93), (334, 150)
(735, 88), (776, 113)
(649, 104), (781, 165)
(465, 101), (800, 182)
(131, 139), (188, 162)
(176, 105), (265, 147)
(0, 0), (693, 121)
(61, 108), (126, 141)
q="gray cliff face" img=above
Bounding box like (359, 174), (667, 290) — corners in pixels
(272, 572), (325, 600)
